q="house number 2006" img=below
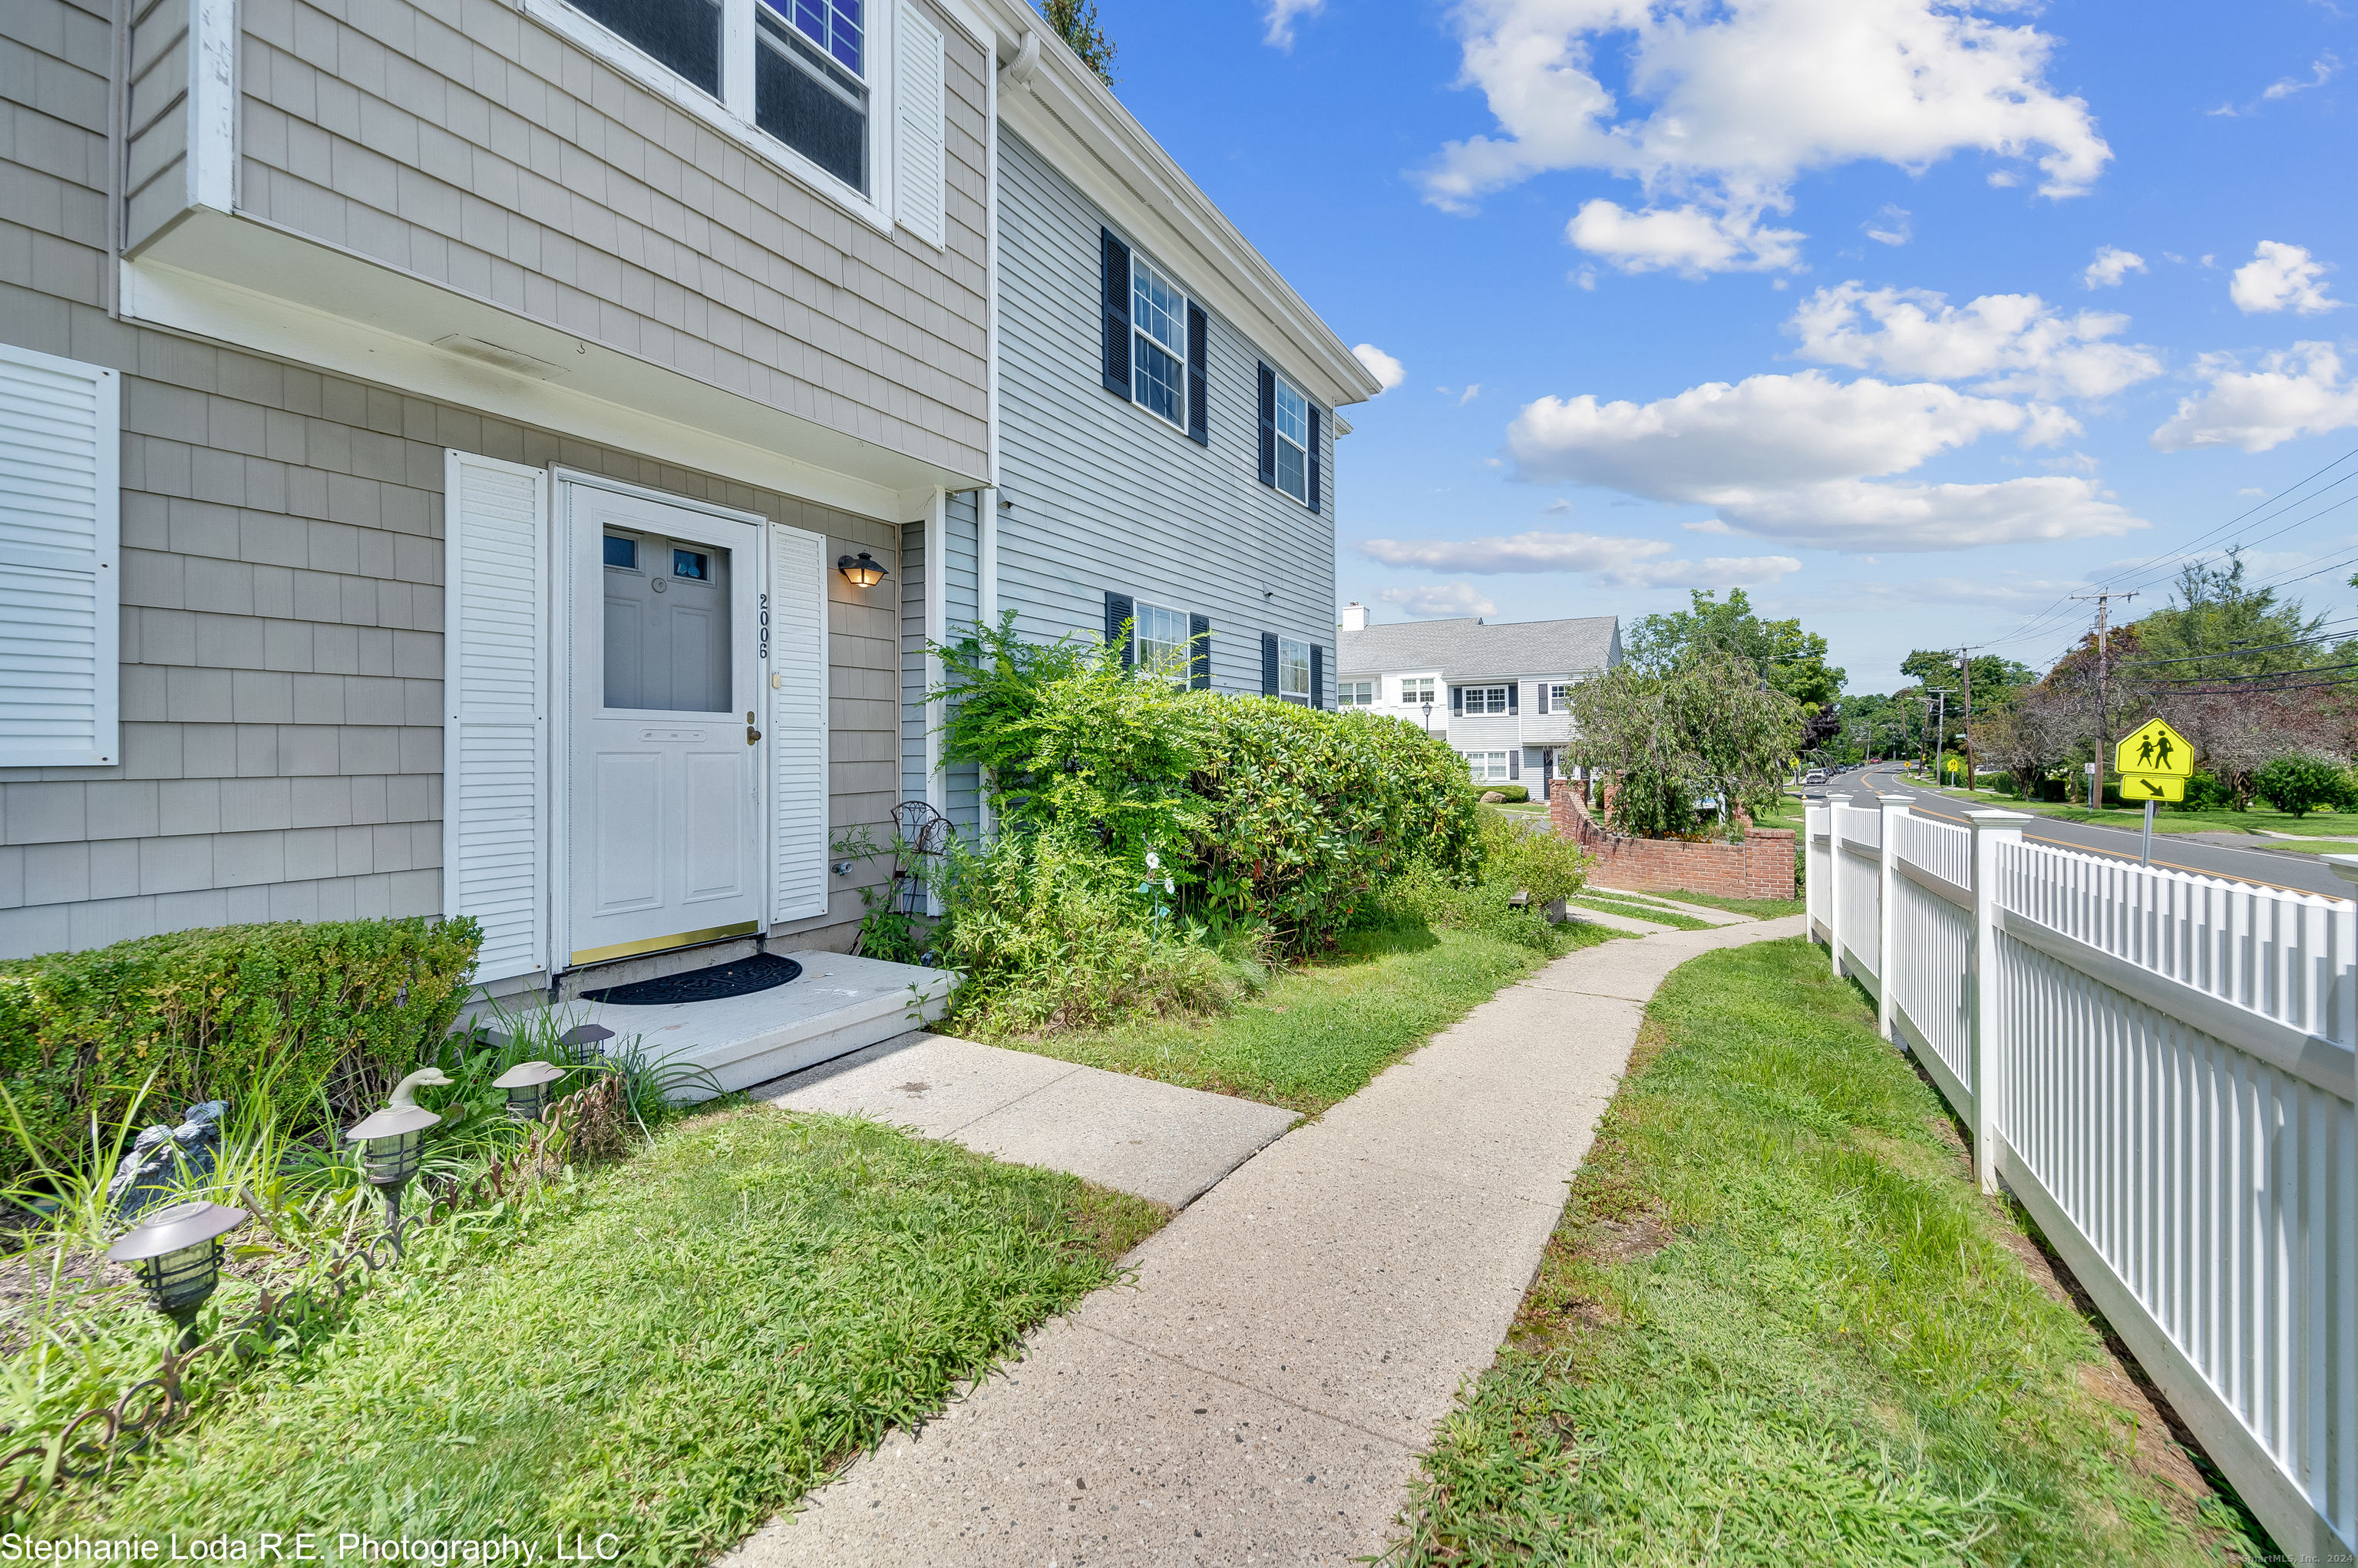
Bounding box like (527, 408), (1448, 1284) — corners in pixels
(758, 593), (769, 659)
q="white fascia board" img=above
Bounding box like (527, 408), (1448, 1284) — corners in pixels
(982, 5), (1382, 411)
(121, 210), (984, 520)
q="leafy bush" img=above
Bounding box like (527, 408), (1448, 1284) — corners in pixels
(1487, 784), (1530, 803)
(0, 917), (481, 1180)
(2167, 771), (2232, 813)
(2254, 752), (2358, 817)
(1567, 647), (1805, 839)
(1363, 811), (1592, 955)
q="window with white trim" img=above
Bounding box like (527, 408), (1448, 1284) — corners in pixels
(1465, 751), (1511, 783)
(1131, 257), (1189, 430)
(1399, 676), (1435, 708)
(1337, 680), (1374, 707)
(1133, 600), (1190, 682)
(1272, 375), (1309, 503)
(557, 0), (898, 204)
(1461, 685), (1510, 715)
(1543, 682), (1571, 711)
(1278, 636), (1311, 704)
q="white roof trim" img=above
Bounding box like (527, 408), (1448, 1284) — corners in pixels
(978, 1), (1382, 411)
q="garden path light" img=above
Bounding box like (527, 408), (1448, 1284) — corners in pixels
(343, 1066), (451, 1255)
(106, 1200), (246, 1349)
(490, 1060), (567, 1122)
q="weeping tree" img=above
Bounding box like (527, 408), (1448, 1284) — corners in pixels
(1567, 648), (1805, 838)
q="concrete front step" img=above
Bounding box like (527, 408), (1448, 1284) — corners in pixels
(583, 951), (958, 1096)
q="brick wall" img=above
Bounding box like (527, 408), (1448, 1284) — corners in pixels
(1550, 786), (1795, 903)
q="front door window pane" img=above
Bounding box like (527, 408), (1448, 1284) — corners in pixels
(570, 0), (722, 94)
(606, 536), (732, 712)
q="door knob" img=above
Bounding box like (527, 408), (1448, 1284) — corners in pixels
(746, 725), (763, 744)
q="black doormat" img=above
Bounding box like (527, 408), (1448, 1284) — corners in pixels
(580, 953), (803, 1007)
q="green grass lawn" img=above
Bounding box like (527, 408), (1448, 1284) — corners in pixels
(1013, 919), (1621, 1115)
(1647, 887), (1804, 920)
(1387, 938), (2265, 1566)
(1564, 893), (1716, 931)
(36, 1111), (1166, 1561)
(1910, 782), (2358, 841)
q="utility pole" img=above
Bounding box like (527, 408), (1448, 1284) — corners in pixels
(2069, 590), (2137, 808)
(1955, 648), (1975, 794)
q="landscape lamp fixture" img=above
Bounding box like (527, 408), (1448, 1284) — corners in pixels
(344, 1067), (451, 1254)
(106, 1200), (247, 1348)
(837, 551), (888, 589)
(490, 1060), (567, 1122)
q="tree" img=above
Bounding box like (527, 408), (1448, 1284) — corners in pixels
(2254, 753), (2357, 817)
(2127, 551), (2327, 687)
(1035, 0), (1116, 85)
(1625, 589), (1846, 709)
(1970, 692), (2070, 801)
(1567, 647), (1805, 839)
(1898, 651), (2037, 710)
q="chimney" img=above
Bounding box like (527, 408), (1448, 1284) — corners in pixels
(1339, 602), (1369, 631)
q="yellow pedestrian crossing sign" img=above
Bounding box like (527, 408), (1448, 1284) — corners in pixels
(2116, 718), (2193, 777)
(2120, 771), (2185, 802)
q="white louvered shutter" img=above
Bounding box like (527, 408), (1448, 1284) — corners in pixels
(893, 0), (946, 249)
(0, 345), (119, 767)
(770, 521), (830, 923)
(443, 451), (549, 984)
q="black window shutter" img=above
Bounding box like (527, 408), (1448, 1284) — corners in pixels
(1100, 229), (1131, 398)
(1256, 364), (1276, 487)
(1307, 407), (1322, 513)
(1105, 590), (1133, 668)
(1509, 749), (1522, 781)
(1508, 682), (1519, 716)
(1186, 304), (1208, 446)
(1260, 632), (1279, 697)
(1451, 685), (1463, 715)
(1189, 612), (1211, 689)
(1309, 644), (1324, 710)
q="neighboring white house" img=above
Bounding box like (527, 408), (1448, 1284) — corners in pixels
(1334, 606), (1621, 798)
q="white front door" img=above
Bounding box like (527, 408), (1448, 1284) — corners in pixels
(560, 480), (765, 969)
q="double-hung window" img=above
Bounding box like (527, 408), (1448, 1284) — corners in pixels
(1465, 751), (1511, 784)
(1131, 258), (1189, 430)
(1271, 377), (1309, 503)
(756, 0), (869, 193)
(1133, 600), (1190, 682)
(1338, 680), (1375, 707)
(1399, 676), (1435, 708)
(1278, 637), (1311, 704)
(1462, 685), (1511, 716)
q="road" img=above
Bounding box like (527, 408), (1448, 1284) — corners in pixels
(1805, 762), (2356, 901)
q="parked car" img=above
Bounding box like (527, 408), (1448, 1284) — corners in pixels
(1802, 770), (1828, 785)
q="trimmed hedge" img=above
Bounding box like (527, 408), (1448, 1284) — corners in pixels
(0, 916), (481, 1177)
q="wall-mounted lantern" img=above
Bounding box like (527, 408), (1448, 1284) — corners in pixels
(836, 552), (888, 589)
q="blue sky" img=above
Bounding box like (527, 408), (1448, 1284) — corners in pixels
(1102, 0), (2358, 692)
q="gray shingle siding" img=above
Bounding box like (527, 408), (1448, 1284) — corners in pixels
(127, 0), (990, 477)
(996, 129), (1336, 705)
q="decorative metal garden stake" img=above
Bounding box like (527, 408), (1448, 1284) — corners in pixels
(105, 1200), (247, 1349)
(490, 1060), (567, 1122)
(343, 1067), (451, 1256)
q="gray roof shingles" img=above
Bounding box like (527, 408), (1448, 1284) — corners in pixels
(1335, 615), (1621, 682)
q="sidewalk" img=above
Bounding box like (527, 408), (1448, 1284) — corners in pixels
(724, 914), (1808, 1566)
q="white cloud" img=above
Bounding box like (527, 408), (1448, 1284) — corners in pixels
(1574, 266), (1598, 292)
(1419, 0), (2111, 277)
(1543, 499), (1572, 514)
(1504, 370), (2144, 550)
(1864, 206), (1912, 246)
(1352, 343), (1406, 393)
(1377, 583), (1498, 619)
(1683, 518), (1734, 534)
(2263, 53), (2340, 100)
(1459, 385), (1482, 406)
(2150, 345), (2358, 454)
(1567, 200), (1806, 276)
(2082, 247), (2145, 289)
(2230, 241), (2343, 314)
(1262, 0), (1323, 50)
(1786, 282), (2163, 399)
(1359, 530), (1798, 589)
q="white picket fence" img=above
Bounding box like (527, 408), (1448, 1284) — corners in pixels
(1806, 793), (2356, 1558)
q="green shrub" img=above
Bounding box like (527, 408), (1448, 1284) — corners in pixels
(2254, 752), (2357, 817)
(0, 917), (481, 1179)
(1482, 809), (1589, 906)
(2167, 771), (2232, 813)
(1484, 784), (1530, 803)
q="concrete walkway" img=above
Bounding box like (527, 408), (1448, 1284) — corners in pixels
(1586, 887), (1758, 926)
(725, 914), (1808, 1567)
(748, 1033), (1298, 1210)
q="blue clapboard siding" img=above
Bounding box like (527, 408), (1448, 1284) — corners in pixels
(995, 130), (1336, 707)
